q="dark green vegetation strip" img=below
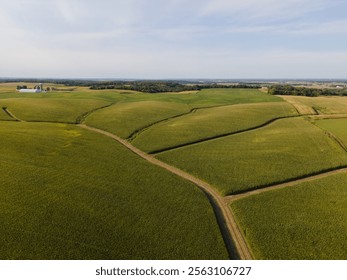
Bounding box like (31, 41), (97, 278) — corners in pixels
(231, 172), (347, 259)
(157, 118), (347, 195)
(0, 122), (228, 259)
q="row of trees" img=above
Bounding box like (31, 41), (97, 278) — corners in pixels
(90, 81), (261, 93)
(268, 85), (347, 97)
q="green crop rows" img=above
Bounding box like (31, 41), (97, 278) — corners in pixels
(315, 118), (347, 147)
(132, 102), (298, 153)
(231, 172), (347, 259)
(0, 122), (227, 259)
(157, 118), (347, 195)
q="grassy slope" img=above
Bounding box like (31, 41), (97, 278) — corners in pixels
(231, 172), (347, 259)
(0, 122), (228, 259)
(315, 118), (347, 146)
(133, 102), (298, 153)
(157, 118), (347, 195)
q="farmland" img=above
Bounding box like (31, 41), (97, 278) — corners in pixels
(315, 118), (347, 147)
(0, 121), (228, 259)
(85, 88), (283, 139)
(1, 83), (346, 260)
(230, 172), (347, 259)
(157, 118), (347, 194)
(132, 102), (298, 153)
(0, 98), (112, 123)
(282, 95), (347, 114)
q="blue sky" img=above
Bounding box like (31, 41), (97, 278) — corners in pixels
(0, 0), (346, 79)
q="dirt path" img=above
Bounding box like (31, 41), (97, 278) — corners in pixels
(2, 108), (24, 122)
(279, 96), (318, 115)
(224, 166), (347, 203)
(78, 124), (253, 260)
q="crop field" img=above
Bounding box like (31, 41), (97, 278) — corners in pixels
(315, 118), (347, 147)
(85, 101), (191, 138)
(157, 118), (347, 194)
(282, 95), (347, 114)
(132, 102), (298, 153)
(0, 98), (112, 123)
(0, 121), (227, 259)
(0, 108), (14, 121)
(1, 83), (346, 260)
(230, 172), (347, 259)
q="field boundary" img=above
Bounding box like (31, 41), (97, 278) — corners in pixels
(75, 102), (116, 124)
(78, 123), (253, 260)
(224, 165), (347, 203)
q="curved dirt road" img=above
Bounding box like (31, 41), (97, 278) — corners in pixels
(78, 124), (253, 260)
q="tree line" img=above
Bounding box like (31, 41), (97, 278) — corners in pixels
(90, 81), (261, 93)
(268, 85), (347, 97)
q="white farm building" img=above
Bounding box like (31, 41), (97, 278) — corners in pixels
(18, 83), (46, 93)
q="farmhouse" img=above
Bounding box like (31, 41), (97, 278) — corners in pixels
(18, 83), (46, 93)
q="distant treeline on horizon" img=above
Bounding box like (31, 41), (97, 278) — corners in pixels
(268, 85), (347, 97)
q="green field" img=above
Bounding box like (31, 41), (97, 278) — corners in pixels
(0, 121), (228, 259)
(157, 118), (347, 195)
(132, 102), (298, 153)
(0, 108), (14, 121)
(315, 118), (347, 147)
(0, 98), (112, 123)
(85, 101), (191, 138)
(231, 172), (347, 259)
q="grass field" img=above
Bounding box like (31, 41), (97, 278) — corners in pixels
(231, 172), (347, 259)
(0, 122), (228, 259)
(157, 118), (347, 195)
(132, 102), (298, 153)
(315, 118), (347, 147)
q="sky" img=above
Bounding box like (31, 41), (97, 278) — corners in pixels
(0, 0), (346, 79)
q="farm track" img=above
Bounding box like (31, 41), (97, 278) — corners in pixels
(224, 166), (347, 203)
(279, 95), (319, 115)
(2, 108), (23, 122)
(78, 123), (253, 260)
